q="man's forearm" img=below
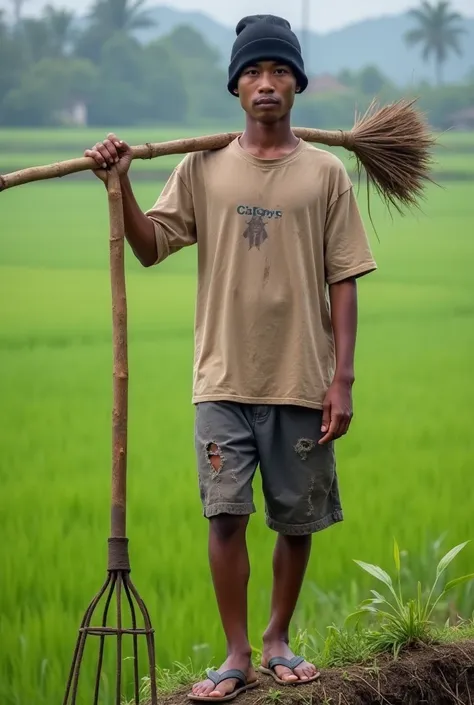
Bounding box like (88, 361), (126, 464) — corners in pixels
(116, 174), (157, 267)
(329, 278), (358, 385)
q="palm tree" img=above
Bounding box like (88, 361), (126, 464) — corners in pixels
(87, 0), (154, 34)
(42, 5), (76, 57)
(404, 1), (466, 85)
(9, 0), (30, 26)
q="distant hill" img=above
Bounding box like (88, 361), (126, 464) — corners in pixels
(135, 5), (474, 86)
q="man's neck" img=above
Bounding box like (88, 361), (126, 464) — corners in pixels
(239, 116), (299, 158)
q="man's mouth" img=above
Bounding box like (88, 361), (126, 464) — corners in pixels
(254, 97), (280, 106)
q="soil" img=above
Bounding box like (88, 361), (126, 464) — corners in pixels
(150, 641), (474, 705)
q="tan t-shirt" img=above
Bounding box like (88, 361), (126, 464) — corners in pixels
(145, 137), (377, 410)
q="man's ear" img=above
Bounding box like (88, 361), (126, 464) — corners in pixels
(234, 88), (239, 95)
(295, 85), (301, 93)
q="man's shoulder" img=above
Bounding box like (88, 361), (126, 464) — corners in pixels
(176, 141), (236, 176)
(301, 142), (348, 172)
(301, 142), (353, 194)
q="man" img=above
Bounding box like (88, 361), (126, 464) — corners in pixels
(85, 14), (377, 703)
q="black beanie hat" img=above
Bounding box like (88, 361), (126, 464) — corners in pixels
(227, 14), (308, 96)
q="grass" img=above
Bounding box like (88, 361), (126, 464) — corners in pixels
(0, 129), (474, 704)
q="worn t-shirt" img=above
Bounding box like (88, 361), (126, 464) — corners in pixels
(145, 137), (377, 410)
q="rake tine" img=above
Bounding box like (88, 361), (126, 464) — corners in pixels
(128, 577), (159, 704)
(124, 575), (141, 705)
(93, 573), (118, 705)
(64, 574), (113, 705)
(116, 573), (123, 705)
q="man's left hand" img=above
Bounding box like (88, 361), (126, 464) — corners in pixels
(319, 380), (353, 445)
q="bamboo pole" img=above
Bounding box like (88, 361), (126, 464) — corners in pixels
(0, 128), (340, 191)
(107, 167), (128, 539)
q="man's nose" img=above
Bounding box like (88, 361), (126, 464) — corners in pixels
(257, 73), (275, 92)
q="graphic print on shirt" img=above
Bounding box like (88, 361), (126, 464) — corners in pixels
(236, 205), (283, 251)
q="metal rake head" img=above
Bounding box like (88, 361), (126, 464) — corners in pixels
(63, 538), (158, 705)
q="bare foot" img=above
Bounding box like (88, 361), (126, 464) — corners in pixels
(191, 654), (257, 699)
(261, 639), (319, 683)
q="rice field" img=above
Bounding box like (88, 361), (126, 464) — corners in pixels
(0, 126), (474, 705)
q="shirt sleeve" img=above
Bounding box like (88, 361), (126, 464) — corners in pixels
(144, 163), (197, 265)
(324, 183), (377, 285)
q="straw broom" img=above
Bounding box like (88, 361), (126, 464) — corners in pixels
(0, 99), (437, 213)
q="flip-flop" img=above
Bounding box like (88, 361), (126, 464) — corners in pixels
(258, 656), (321, 686)
(187, 669), (259, 702)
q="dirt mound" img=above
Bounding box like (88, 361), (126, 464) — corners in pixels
(156, 641), (474, 705)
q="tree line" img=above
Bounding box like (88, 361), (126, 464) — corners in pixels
(0, 0), (472, 130)
(0, 0), (241, 127)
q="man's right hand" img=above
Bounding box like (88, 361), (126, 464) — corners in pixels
(84, 133), (133, 183)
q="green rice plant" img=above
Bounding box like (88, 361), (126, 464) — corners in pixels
(319, 625), (377, 668)
(346, 540), (474, 657)
(434, 617), (474, 643)
(396, 533), (474, 623)
(124, 658), (207, 704)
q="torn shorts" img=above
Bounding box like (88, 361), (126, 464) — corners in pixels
(194, 402), (343, 536)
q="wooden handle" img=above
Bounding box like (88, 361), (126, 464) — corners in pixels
(107, 167), (128, 539)
(0, 128), (343, 192)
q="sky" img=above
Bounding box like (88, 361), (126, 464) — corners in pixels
(3, 0), (474, 33)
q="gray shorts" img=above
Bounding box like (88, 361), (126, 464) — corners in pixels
(194, 402), (343, 536)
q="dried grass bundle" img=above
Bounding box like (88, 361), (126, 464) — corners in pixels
(348, 98), (438, 214)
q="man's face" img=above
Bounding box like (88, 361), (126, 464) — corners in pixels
(236, 60), (298, 123)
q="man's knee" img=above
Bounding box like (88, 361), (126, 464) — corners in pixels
(278, 533), (312, 547)
(210, 514), (249, 542)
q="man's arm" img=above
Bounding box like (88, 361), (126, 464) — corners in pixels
(118, 174), (157, 267)
(319, 171), (377, 445)
(84, 133), (196, 268)
(319, 278), (357, 445)
(330, 277), (357, 387)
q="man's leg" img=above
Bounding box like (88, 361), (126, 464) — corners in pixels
(262, 533), (315, 682)
(256, 405), (343, 683)
(192, 514), (257, 697)
(191, 403), (259, 698)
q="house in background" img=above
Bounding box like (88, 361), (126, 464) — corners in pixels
(306, 74), (350, 95)
(444, 107), (474, 131)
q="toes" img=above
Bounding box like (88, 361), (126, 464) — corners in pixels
(192, 681), (214, 696)
(298, 664), (318, 680)
(276, 667), (298, 682)
(287, 663), (318, 682)
(209, 689), (225, 698)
